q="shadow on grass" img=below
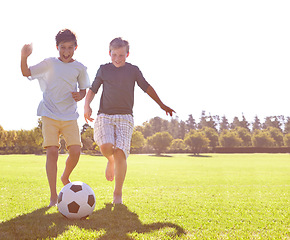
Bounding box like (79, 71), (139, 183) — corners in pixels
(148, 154), (173, 157)
(0, 204), (185, 240)
(188, 154), (212, 158)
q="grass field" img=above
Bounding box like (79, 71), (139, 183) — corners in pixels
(0, 154), (289, 239)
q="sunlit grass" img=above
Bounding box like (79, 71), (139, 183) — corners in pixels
(0, 154), (289, 239)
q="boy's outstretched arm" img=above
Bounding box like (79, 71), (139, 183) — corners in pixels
(84, 89), (96, 123)
(21, 44), (33, 77)
(146, 85), (175, 117)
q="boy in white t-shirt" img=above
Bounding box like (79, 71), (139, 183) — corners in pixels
(21, 29), (90, 207)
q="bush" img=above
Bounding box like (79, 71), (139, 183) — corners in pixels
(184, 130), (209, 155)
(252, 130), (275, 147)
(147, 132), (173, 155)
(219, 130), (242, 147)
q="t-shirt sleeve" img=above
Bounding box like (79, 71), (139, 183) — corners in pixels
(90, 67), (103, 93)
(29, 58), (50, 80)
(78, 66), (90, 90)
(136, 67), (150, 92)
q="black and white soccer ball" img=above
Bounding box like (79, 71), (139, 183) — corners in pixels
(57, 181), (96, 219)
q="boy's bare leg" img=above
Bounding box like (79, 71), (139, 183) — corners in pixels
(113, 149), (127, 204)
(100, 143), (115, 181)
(46, 146), (59, 207)
(61, 145), (81, 185)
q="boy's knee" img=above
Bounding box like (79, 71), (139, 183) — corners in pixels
(46, 146), (59, 155)
(46, 146), (59, 163)
(100, 143), (114, 156)
(68, 145), (81, 158)
(114, 148), (126, 160)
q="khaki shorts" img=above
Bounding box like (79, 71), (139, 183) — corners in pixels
(94, 114), (134, 159)
(42, 116), (81, 148)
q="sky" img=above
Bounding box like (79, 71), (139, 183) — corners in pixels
(1, 0), (290, 130)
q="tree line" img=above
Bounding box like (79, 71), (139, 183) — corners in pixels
(0, 119), (43, 155)
(130, 111), (290, 155)
(1, 111), (290, 155)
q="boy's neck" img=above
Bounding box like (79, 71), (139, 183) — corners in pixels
(112, 62), (126, 68)
(58, 57), (75, 63)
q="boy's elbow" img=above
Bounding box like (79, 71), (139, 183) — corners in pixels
(22, 73), (30, 77)
(22, 70), (31, 77)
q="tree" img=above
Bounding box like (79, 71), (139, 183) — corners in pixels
(147, 132), (173, 155)
(231, 117), (240, 130)
(142, 122), (153, 138)
(0, 125), (7, 148)
(179, 120), (186, 140)
(31, 127), (43, 154)
(201, 127), (219, 148)
(263, 116), (284, 131)
(184, 130), (209, 155)
(168, 117), (180, 139)
(81, 125), (99, 153)
(219, 130), (242, 147)
(235, 127), (252, 146)
(252, 116), (261, 131)
(81, 123), (91, 134)
(284, 117), (290, 134)
(149, 117), (163, 134)
(284, 133), (290, 147)
(230, 115), (250, 130)
(59, 136), (67, 154)
(185, 114), (196, 132)
(170, 139), (187, 152)
(251, 130), (275, 147)
(219, 115), (229, 132)
(267, 127), (284, 147)
(6, 130), (17, 153)
(240, 114), (250, 131)
(131, 130), (145, 153)
(207, 115), (219, 131)
(198, 111), (218, 131)
(14, 130), (34, 154)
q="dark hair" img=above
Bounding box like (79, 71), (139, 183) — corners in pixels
(109, 37), (129, 53)
(55, 29), (77, 46)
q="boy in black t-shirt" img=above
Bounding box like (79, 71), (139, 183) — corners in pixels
(84, 37), (175, 204)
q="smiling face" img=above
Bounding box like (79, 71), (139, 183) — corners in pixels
(57, 41), (77, 63)
(109, 46), (129, 68)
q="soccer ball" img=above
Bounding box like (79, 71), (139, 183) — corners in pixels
(57, 181), (96, 219)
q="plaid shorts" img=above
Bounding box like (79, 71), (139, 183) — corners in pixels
(94, 114), (134, 159)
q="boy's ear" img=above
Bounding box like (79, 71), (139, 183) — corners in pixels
(126, 52), (130, 57)
(75, 45), (78, 50)
(56, 45), (59, 50)
(109, 50), (112, 56)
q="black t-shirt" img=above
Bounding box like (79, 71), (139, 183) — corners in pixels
(90, 63), (150, 115)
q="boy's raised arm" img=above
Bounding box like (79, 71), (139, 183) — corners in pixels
(21, 44), (33, 77)
(146, 85), (175, 117)
(84, 89), (96, 123)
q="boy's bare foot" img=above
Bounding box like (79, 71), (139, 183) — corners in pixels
(106, 161), (114, 181)
(61, 175), (70, 185)
(48, 198), (58, 207)
(113, 194), (122, 204)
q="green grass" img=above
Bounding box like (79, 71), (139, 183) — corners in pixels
(0, 154), (289, 239)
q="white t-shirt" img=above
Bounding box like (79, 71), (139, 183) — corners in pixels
(29, 57), (90, 121)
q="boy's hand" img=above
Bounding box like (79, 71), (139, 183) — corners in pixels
(72, 92), (82, 102)
(161, 104), (176, 117)
(72, 89), (86, 102)
(21, 44), (33, 58)
(84, 105), (94, 123)
(145, 85), (175, 117)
